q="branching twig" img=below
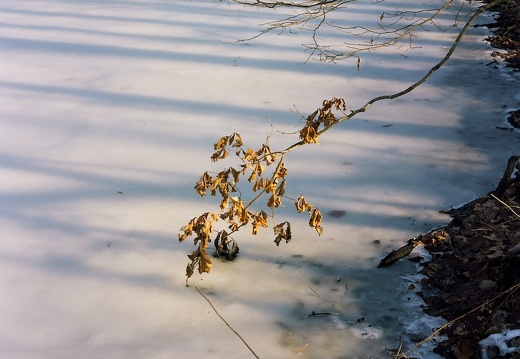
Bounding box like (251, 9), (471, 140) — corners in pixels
(289, 342), (309, 358)
(196, 287), (260, 358)
(393, 341), (403, 359)
(228, 0), (489, 61)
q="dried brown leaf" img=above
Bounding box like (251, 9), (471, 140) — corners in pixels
(243, 148), (257, 163)
(211, 148), (228, 162)
(274, 221), (292, 245)
(300, 125), (319, 144)
(309, 208), (323, 235)
(276, 179), (286, 197)
(230, 167), (241, 185)
(253, 177), (265, 192)
(267, 194), (281, 208)
(251, 210), (269, 235)
(295, 195), (313, 214)
(199, 251), (213, 273)
(276, 163), (288, 179)
(194, 172), (213, 196)
(186, 261), (195, 279)
(232, 133), (243, 147)
(178, 217), (196, 242)
(214, 135), (228, 150)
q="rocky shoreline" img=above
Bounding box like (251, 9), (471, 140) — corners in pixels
(416, 160), (519, 359)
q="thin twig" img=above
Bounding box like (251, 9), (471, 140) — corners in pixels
(401, 282), (520, 357)
(491, 193), (520, 218)
(289, 343), (309, 358)
(393, 341), (403, 359)
(309, 285), (321, 297)
(196, 287), (260, 358)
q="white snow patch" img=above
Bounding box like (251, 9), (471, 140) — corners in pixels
(480, 329), (520, 359)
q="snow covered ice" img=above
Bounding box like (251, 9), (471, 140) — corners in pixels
(0, 1), (519, 358)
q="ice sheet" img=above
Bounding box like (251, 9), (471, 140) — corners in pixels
(0, 0), (519, 358)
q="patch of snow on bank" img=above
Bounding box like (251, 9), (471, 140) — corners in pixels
(480, 329), (520, 359)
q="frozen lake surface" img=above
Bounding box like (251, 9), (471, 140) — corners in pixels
(1, 0), (519, 358)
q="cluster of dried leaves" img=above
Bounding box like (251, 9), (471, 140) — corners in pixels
(178, 99), (346, 284)
(299, 98), (346, 144)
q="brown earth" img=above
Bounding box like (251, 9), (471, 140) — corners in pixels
(484, 0), (520, 70)
(380, 156), (519, 358)
(417, 170), (520, 359)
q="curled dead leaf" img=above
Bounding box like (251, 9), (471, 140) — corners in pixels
(267, 193), (281, 208)
(309, 208), (323, 235)
(274, 221), (292, 246)
(300, 125), (319, 144)
(295, 195), (313, 214)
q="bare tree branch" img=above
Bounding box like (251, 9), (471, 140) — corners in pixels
(226, 0), (491, 61)
(280, 0), (503, 153)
